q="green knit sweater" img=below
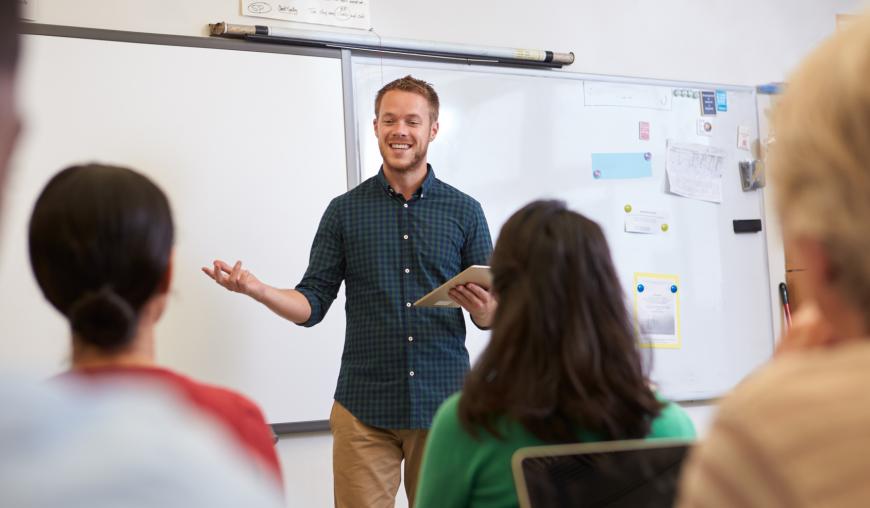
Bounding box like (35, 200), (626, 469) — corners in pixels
(415, 392), (696, 508)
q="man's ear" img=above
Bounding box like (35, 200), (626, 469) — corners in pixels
(429, 120), (439, 142)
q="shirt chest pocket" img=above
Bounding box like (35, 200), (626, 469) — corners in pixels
(409, 214), (464, 274)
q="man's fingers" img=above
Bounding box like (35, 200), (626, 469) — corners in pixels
(230, 261), (243, 286)
(464, 283), (490, 300)
(455, 285), (483, 305)
(213, 259), (234, 274)
(450, 286), (479, 310)
(202, 266), (216, 279)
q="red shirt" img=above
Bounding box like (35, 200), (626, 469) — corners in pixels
(65, 365), (283, 485)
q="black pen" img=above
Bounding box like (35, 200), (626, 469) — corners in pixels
(779, 282), (792, 329)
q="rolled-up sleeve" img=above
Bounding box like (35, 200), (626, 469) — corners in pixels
(295, 198), (345, 327)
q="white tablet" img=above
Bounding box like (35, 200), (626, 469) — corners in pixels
(413, 265), (492, 308)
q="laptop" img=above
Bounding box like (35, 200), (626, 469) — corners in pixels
(512, 438), (693, 508)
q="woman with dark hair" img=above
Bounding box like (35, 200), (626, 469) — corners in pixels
(28, 164), (282, 486)
(415, 200), (694, 507)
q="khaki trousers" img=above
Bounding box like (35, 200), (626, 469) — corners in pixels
(330, 401), (428, 508)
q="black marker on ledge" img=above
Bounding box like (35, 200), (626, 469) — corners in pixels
(779, 282), (792, 330)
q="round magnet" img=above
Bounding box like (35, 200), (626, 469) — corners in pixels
(692, 91), (699, 98)
(643, 152), (652, 161)
(661, 223), (669, 232)
(624, 204), (632, 213)
(637, 284), (645, 293)
(673, 89), (680, 97)
(671, 285), (678, 293)
(593, 169), (601, 179)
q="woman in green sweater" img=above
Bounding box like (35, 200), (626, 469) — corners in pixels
(415, 200), (695, 508)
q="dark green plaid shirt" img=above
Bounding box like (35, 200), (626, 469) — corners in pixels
(295, 166), (492, 429)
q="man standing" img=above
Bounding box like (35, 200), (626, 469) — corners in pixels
(205, 75), (495, 507)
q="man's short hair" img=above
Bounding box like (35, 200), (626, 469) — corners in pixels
(374, 75), (439, 123)
(0, 0), (20, 74)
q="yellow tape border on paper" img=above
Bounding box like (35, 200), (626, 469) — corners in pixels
(633, 272), (681, 350)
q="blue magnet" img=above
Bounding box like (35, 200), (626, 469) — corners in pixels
(643, 152), (652, 161)
(670, 284), (678, 293)
(593, 169), (601, 179)
(637, 284), (645, 293)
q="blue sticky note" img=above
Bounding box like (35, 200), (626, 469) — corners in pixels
(590, 153), (653, 180)
(716, 90), (727, 112)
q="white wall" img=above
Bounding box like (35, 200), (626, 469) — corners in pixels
(25, 0), (867, 84)
(19, 1), (864, 506)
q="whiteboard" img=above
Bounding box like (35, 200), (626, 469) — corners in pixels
(0, 33), (349, 424)
(353, 57), (774, 401)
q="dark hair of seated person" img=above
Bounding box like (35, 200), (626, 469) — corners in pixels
(458, 200), (662, 443)
(28, 163), (173, 351)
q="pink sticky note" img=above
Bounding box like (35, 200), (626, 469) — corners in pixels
(639, 121), (650, 141)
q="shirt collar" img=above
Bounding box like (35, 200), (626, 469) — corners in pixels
(376, 164), (436, 200)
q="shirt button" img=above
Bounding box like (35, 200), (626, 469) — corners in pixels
(408, 336), (414, 342)
(404, 268), (410, 274)
(403, 203), (409, 208)
(406, 302), (412, 308)
(403, 234), (409, 240)
(409, 371), (415, 377)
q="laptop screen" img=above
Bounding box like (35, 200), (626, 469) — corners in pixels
(512, 439), (692, 508)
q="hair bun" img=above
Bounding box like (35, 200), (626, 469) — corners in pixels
(67, 286), (137, 350)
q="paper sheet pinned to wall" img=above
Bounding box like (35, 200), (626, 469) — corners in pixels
(666, 141), (726, 203)
(241, 0), (371, 29)
(634, 273), (681, 349)
(591, 152), (653, 180)
(625, 208), (668, 234)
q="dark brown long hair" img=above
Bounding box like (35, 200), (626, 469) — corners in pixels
(458, 200), (662, 443)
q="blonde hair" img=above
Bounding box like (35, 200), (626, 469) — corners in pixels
(771, 14), (870, 315)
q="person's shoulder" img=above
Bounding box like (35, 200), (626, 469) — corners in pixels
(430, 392), (478, 441)
(649, 395), (696, 439)
(430, 176), (482, 206)
(158, 369), (268, 421)
(345, 174), (384, 199)
(324, 176), (377, 210)
(720, 342), (870, 423)
(432, 392), (462, 427)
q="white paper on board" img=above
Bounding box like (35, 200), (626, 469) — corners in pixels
(241, 0), (372, 30)
(737, 125), (752, 151)
(665, 141), (726, 203)
(584, 82), (672, 110)
(624, 209), (668, 234)
(635, 273), (680, 348)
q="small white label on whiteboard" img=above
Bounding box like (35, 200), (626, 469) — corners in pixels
(584, 82), (672, 110)
(625, 209), (667, 234)
(737, 125), (752, 151)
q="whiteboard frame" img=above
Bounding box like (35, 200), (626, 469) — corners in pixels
(347, 51), (777, 403)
